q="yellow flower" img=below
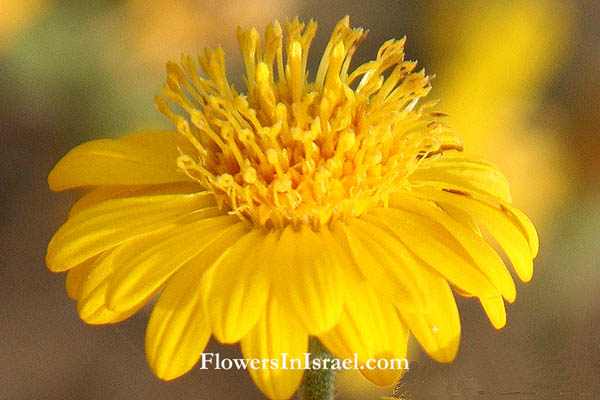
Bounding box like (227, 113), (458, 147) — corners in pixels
(46, 17), (538, 399)
(425, 0), (573, 230)
(0, 0), (50, 52)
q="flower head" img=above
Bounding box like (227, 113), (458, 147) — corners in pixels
(47, 17), (538, 400)
(156, 17), (463, 229)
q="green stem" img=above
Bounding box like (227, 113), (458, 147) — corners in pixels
(297, 338), (337, 400)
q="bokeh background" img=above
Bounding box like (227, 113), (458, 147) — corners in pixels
(2, 0), (599, 398)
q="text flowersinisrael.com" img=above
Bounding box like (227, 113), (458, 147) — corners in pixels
(199, 353), (409, 371)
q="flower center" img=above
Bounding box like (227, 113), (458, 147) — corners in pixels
(156, 17), (462, 229)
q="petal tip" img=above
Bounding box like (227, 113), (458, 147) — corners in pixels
(47, 165), (66, 192)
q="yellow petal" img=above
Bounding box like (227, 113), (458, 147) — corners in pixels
(272, 225), (345, 335)
(241, 296), (308, 400)
(332, 220), (427, 313)
(145, 282), (210, 381)
(65, 257), (97, 300)
(414, 181), (538, 259)
(77, 250), (149, 325)
(413, 186), (534, 282)
(410, 156), (511, 202)
(105, 212), (238, 313)
(396, 263), (461, 363)
(48, 130), (193, 191)
(453, 286), (474, 298)
(46, 192), (215, 272)
(500, 202), (539, 258)
(341, 217), (461, 362)
(380, 194), (516, 302)
(68, 187), (135, 218)
(68, 182), (202, 218)
(410, 156), (538, 258)
(366, 208), (501, 299)
(479, 295), (507, 329)
(439, 202), (482, 235)
(145, 223), (248, 380)
(319, 275), (409, 386)
(201, 229), (276, 343)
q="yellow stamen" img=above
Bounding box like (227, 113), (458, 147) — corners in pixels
(157, 18), (463, 229)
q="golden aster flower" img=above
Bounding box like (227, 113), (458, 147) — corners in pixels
(425, 0), (573, 231)
(46, 17), (538, 399)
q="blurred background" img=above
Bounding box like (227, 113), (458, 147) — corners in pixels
(2, 0), (599, 398)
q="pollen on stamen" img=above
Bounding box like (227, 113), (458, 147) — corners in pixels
(157, 17), (463, 229)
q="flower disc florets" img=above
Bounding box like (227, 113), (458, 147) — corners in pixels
(156, 17), (462, 229)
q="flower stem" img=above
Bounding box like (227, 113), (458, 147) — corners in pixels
(297, 338), (337, 400)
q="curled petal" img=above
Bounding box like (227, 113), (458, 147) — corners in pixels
(412, 186), (535, 282)
(410, 156), (512, 202)
(378, 195), (516, 302)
